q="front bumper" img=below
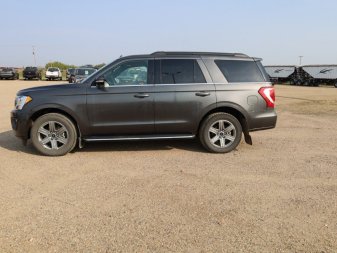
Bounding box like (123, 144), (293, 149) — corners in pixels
(11, 110), (31, 141)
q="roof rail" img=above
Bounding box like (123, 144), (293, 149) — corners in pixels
(151, 51), (249, 58)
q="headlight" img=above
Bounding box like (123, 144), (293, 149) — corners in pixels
(15, 96), (32, 110)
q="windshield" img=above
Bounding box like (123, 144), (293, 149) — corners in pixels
(48, 68), (59, 72)
(68, 68), (75, 74)
(3, 68), (13, 72)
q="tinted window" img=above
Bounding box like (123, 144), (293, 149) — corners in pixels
(76, 68), (96, 76)
(256, 61), (270, 82)
(215, 60), (265, 83)
(160, 59), (206, 84)
(103, 60), (148, 86)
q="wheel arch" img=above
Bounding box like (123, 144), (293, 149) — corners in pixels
(28, 107), (82, 140)
(198, 103), (252, 145)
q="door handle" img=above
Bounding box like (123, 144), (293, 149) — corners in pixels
(195, 91), (211, 97)
(134, 93), (150, 98)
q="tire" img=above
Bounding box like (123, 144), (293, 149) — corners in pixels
(31, 113), (77, 156)
(199, 112), (242, 153)
(334, 83), (337, 88)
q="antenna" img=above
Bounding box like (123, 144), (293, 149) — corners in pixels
(32, 45), (37, 66)
(299, 56), (303, 66)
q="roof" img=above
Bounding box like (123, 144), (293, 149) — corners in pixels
(265, 65), (297, 68)
(150, 51), (249, 58)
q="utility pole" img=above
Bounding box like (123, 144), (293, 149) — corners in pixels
(32, 45), (37, 66)
(299, 56), (303, 66)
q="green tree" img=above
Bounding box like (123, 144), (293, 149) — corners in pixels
(94, 63), (106, 69)
(45, 61), (76, 70)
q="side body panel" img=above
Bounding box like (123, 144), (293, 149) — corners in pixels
(153, 58), (216, 134)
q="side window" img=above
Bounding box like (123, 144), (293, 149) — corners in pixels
(103, 60), (148, 86)
(215, 60), (265, 83)
(160, 59), (206, 84)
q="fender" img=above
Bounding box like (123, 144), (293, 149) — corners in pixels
(198, 101), (253, 145)
(215, 101), (252, 127)
(28, 103), (88, 136)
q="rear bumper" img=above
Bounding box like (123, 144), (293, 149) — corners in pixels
(248, 110), (277, 132)
(0, 74), (15, 78)
(23, 73), (38, 78)
(46, 74), (60, 78)
(11, 110), (31, 141)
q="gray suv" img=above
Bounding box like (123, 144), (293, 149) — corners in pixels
(11, 52), (277, 156)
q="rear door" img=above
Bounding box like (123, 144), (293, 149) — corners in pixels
(154, 58), (216, 134)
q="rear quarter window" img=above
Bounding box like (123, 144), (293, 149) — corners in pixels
(215, 60), (265, 83)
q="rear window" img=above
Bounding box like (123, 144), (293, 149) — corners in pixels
(25, 67), (37, 71)
(160, 59), (206, 84)
(48, 68), (59, 72)
(215, 60), (265, 83)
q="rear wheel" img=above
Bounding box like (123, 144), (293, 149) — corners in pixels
(31, 113), (77, 156)
(199, 113), (242, 153)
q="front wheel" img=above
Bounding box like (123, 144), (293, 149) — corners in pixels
(199, 113), (242, 153)
(31, 113), (77, 156)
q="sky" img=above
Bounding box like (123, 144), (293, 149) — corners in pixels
(1, 0), (337, 67)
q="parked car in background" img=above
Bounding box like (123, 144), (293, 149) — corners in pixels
(23, 67), (41, 80)
(11, 51), (277, 156)
(68, 67), (96, 83)
(0, 67), (19, 80)
(45, 67), (62, 81)
(66, 68), (75, 80)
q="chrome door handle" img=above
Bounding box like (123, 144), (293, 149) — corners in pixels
(195, 91), (210, 97)
(134, 93), (149, 98)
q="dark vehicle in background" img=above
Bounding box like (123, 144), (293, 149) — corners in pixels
(23, 67), (41, 80)
(0, 67), (19, 80)
(11, 51), (277, 156)
(68, 67), (96, 83)
(66, 68), (75, 80)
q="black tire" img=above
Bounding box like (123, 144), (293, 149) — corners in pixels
(199, 112), (242, 153)
(31, 113), (77, 156)
(334, 83), (337, 88)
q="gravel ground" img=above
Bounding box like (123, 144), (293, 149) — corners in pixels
(0, 81), (337, 252)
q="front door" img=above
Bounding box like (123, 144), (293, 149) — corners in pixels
(86, 59), (155, 136)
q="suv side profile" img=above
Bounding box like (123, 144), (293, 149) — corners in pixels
(11, 52), (277, 156)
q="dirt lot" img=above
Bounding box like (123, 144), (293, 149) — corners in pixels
(0, 80), (336, 252)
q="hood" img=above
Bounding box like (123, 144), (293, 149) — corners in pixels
(17, 83), (85, 96)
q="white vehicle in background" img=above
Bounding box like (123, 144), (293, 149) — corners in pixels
(45, 67), (62, 81)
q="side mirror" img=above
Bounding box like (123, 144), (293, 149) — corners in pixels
(95, 77), (105, 88)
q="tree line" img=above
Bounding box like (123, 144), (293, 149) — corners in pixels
(45, 61), (105, 70)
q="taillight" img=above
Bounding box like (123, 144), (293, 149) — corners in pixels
(258, 87), (275, 108)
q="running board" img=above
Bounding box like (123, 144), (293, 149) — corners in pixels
(83, 134), (196, 142)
